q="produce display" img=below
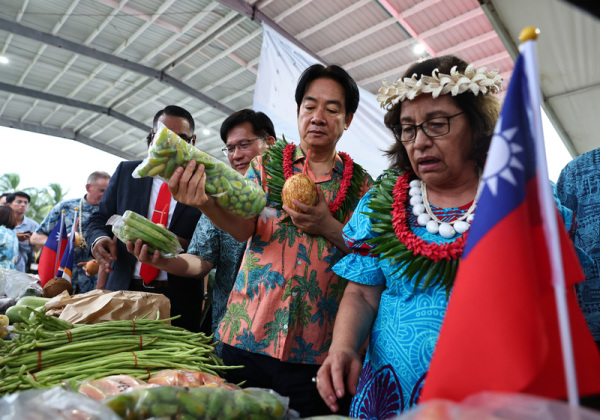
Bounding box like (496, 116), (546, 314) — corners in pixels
(0, 315), (8, 339)
(0, 308), (230, 395)
(104, 385), (287, 420)
(110, 210), (183, 258)
(4, 296), (49, 324)
(133, 123), (267, 218)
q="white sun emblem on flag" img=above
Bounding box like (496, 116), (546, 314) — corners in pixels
(482, 116), (525, 196)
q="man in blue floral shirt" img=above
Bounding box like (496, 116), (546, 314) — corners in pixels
(31, 171), (111, 293)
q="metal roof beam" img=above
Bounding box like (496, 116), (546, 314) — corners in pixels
(0, 117), (137, 160)
(0, 81), (150, 132)
(0, 17), (234, 116)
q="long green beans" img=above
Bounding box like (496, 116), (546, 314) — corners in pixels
(0, 308), (236, 395)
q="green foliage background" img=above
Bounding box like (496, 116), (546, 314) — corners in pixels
(0, 173), (68, 223)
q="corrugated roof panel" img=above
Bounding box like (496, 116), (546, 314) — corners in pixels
(299, 3), (383, 52)
(17, 1), (73, 34)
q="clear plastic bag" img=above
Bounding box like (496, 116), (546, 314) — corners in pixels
(0, 268), (42, 300)
(395, 391), (600, 420)
(103, 385), (289, 420)
(107, 210), (183, 258)
(0, 386), (121, 420)
(133, 122), (267, 218)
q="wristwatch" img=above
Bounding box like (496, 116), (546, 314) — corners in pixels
(203, 291), (209, 300)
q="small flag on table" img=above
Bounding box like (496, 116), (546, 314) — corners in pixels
(38, 212), (67, 286)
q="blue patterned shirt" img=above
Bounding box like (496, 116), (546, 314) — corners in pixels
(0, 226), (19, 270)
(188, 214), (246, 335)
(14, 216), (39, 273)
(36, 196), (99, 293)
(556, 149), (600, 340)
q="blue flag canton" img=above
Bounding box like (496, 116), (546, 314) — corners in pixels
(45, 216), (67, 250)
(464, 54), (538, 257)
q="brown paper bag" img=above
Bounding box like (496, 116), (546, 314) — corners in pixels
(43, 289), (170, 324)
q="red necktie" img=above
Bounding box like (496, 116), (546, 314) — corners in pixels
(140, 182), (171, 284)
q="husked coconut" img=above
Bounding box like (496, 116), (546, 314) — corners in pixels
(282, 173), (317, 213)
(43, 277), (73, 298)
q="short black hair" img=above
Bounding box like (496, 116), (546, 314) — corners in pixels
(6, 191), (31, 204)
(219, 109), (276, 145)
(295, 64), (359, 118)
(0, 206), (15, 229)
(147, 105), (195, 146)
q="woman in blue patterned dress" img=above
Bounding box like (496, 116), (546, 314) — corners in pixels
(0, 206), (19, 269)
(315, 55), (502, 418)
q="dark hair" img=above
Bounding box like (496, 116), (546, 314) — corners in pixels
(147, 105), (195, 146)
(6, 191), (31, 204)
(383, 55), (501, 172)
(219, 109), (276, 145)
(0, 206), (16, 229)
(295, 64), (359, 119)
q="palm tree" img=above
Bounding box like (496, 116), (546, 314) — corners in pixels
(26, 183), (68, 223)
(1, 173), (68, 223)
(0, 173), (20, 192)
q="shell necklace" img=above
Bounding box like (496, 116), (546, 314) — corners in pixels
(78, 197), (88, 250)
(408, 177), (482, 239)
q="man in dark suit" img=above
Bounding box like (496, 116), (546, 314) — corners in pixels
(86, 105), (203, 331)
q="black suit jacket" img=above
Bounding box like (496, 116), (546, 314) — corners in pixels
(86, 160), (203, 331)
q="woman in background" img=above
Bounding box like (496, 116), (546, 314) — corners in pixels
(0, 206), (20, 269)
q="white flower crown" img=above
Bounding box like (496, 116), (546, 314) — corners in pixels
(377, 64), (503, 109)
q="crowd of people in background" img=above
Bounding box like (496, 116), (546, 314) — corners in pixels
(2, 55), (600, 418)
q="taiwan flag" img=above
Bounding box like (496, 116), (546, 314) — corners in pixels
(420, 39), (600, 402)
(37, 212), (68, 286)
(56, 216), (78, 282)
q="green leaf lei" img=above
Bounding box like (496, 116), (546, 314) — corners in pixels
(363, 169), (468, 298)
(263, 137), (367, 223)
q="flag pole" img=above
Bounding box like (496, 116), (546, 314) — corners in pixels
(520, 27), (579, 407)
(54, 210), (66, 277)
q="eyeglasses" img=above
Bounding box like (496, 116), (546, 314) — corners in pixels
(392, 112), (465, 142)
(221, 137), (265, 156)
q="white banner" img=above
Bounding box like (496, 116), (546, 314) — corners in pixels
(253, 24), (395, 178)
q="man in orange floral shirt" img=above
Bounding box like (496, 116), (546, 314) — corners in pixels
(166, 65), (373, 417)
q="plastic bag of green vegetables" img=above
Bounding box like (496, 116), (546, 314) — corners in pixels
(133, 122), (267, 219)
(108, 210), (183, 258)
(103, 385), (288, 419)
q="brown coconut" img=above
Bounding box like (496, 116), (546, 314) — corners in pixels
(43, 277), (74, 298)
(68, 232), (82, 248)
(85, 259), (99, 276)
(282, 173), (317, 212)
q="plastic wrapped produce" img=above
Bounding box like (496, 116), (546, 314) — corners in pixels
(103, 385), (288, 420)
(108, 210), (183, 258)
(133, 122), (267, 218)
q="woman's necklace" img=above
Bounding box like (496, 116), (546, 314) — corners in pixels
(263, 137), (366, 223)
(409, 177), (481, 239)
(363, 170), (477, 297)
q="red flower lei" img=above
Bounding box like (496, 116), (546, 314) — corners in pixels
(391, 172), (467, 262)
(282, 144), (354, 215)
